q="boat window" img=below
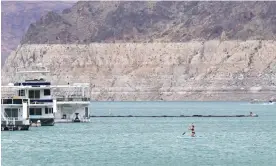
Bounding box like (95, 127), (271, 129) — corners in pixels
(2, 99), (13, 104)
(13, 99), (23, 104)
(29, 90), (40, 99)
(45, 108), (49, 114)
(29, 90), (34, 98)
(44, 89), (51, 96)
(29, 108), (42, 115)
(30, 108), (34, 115)
(18, 90), (25, 96)
(85, 107), (89, 117)
(45, 108), (53, 114)
(4, 108), (18, 117)
(35, 90), (40, 98)
(36, 108), (42, 115)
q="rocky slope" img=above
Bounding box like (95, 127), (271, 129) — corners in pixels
(1, 1), (75, 66)
(3, 41), (276, 101)
(2, 1), (276, 101)
(21, 1), (276, 44)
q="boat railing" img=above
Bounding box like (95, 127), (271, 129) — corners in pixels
(5, 117), (20, 121)
(29, 99), (53, 104)
(29, 98), (51, 100)
(2, 117), (21, 126)
(0, 93), (18, 98)
(56, 97), (90, 102)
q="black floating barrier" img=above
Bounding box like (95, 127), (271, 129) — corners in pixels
(90, 115), (257, 118)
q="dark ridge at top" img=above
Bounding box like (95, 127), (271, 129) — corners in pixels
(21, 1), (276, 44)
(1, 1), (75, 66)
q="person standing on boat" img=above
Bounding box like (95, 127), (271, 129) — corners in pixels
(189, 123), (195, 137)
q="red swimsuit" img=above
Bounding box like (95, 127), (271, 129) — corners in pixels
(191, 125), (195, 134)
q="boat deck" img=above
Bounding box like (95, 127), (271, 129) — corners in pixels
(55, 119), (91, 123)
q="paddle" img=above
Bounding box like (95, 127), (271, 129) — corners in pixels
(183, 128), (191, 135)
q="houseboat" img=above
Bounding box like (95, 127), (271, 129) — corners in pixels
(16, 79), (56, 126)
(2, 66), (91, 127)
(1, 97), (30, 131)
(1, 67), (56, 129)
(52, 83), (91, 123)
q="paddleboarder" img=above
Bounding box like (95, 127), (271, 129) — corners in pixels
(189, 123), (195, 137)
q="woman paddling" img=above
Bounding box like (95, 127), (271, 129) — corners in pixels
(189, 123), (195, 137)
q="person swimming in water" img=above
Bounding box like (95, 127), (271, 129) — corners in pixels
(189, 123), (195, 137)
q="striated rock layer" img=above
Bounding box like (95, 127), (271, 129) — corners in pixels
(2, 40), (276, 101)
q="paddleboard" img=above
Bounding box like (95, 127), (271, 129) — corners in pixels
(178, 135), (204, 139)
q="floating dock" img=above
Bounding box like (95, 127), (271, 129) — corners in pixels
(90, 115), (258, 118)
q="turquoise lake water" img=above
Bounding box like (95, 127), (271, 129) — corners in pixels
(2, 102), (276, 166)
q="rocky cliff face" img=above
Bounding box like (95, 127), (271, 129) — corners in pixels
(20, 1), (276, 44)
(2, 1), (276, 101)
(3, 41), (276, 101)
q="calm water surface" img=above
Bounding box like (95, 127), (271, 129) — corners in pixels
(2, 102), (276, 166)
